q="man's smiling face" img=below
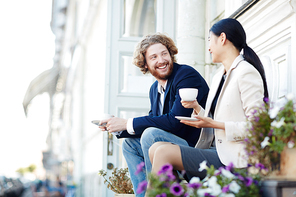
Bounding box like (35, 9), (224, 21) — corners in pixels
(145, 43), (174, 84)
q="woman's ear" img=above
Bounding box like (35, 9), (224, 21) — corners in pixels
(220, 32), (227, 45)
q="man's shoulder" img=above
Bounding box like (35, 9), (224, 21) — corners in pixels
(174, 63), (201, 76)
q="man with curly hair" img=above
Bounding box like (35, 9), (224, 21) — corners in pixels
(99, 33), (209, 196)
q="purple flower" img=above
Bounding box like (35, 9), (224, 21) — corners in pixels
(159, 176), (167, 182)
(237, 175), (244, 181)
(214, 169), (222, 176)
(222, 185), (230, 193)
(163, 182), (170, 188)
(268, 129), (274, 136)
(136, 180), (147, 194)
(135, 162), (145, 175)
(264, 97), (269, 103)
(166, 172), (176, 181)
(225, 162), (234, 171)
(255, 116), (260, 122)
(158, 171), (175, 182)
(253, 180), (259, 186)
(204, 193), (215, 197)
(157, 163), (173, 175)
(170, 182), (184, 196)
(156, 193), (167, 197)
(255, 163), (265, 170)
(187, 182), (202, 189)
(244, 177), (253, 187)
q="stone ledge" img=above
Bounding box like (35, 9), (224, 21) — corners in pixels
(261, 180), (296, 197)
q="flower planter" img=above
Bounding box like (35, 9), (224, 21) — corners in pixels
(114, 194), (135, 197)
(261, 180), (296, 197)
(278, 147), (296, 179)
(269, 147), (296, 180)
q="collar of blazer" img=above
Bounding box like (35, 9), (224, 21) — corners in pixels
(205, 55), (245, 116)
(162, 62), (179, 100)
(227, 54), (245, 75)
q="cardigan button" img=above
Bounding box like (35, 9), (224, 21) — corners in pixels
(218, 139), (222, 143)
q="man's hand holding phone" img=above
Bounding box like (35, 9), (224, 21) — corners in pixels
(91, 114), (125, 135)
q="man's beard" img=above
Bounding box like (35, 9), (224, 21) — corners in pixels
(149, 60), (174, 81)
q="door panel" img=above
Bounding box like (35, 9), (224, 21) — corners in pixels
(104, 0), (176, 195)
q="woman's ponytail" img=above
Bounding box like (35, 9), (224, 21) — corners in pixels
(243, 45), (269, 99)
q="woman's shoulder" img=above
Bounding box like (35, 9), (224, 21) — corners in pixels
(235, 60), (260, 76)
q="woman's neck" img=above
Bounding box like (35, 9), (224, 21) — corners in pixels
(221, 48), (240, 72)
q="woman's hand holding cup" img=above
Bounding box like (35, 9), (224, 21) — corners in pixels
(179, 88), (201, 113)
(181, 100), (201, 114)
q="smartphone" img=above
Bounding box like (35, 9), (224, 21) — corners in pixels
(91, 120), (106, 126)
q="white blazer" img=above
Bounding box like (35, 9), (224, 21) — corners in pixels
(195, 55), (264, 168)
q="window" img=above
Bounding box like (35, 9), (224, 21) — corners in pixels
(119, 54), (154, 94)
(123, 0), (156, 37)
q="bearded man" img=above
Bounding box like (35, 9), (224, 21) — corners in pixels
(99, 33), (209, 197)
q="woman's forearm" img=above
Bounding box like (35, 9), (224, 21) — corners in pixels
(212, 120), (225, 130)
(193, 103), (201, 114)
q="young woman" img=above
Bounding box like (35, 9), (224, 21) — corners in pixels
(148, 18), (269, 179)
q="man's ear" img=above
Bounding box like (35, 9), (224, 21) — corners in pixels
(220, 32), (227, 45)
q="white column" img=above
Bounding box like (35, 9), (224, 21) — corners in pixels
(177, 0), (206, 75)
(289, 0), (296, 12)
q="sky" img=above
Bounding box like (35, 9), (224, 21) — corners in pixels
(0, 1), (55, 177)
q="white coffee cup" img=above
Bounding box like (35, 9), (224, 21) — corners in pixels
(179, 88), (198, 101)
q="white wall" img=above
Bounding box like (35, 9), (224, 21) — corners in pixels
(238, 0), (296, 102)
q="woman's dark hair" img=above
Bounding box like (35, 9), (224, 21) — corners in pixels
(210, 18), (269, 100)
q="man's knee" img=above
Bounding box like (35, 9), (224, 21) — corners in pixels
(141, 127), (158, 138)
(140, 127), (165, 145)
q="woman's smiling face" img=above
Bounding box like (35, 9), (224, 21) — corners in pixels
(208, 31), (221, 63)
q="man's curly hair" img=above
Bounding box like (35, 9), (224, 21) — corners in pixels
(133, 33), (178, 74)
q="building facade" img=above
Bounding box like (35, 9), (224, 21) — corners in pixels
(24, 0), (296, 196)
